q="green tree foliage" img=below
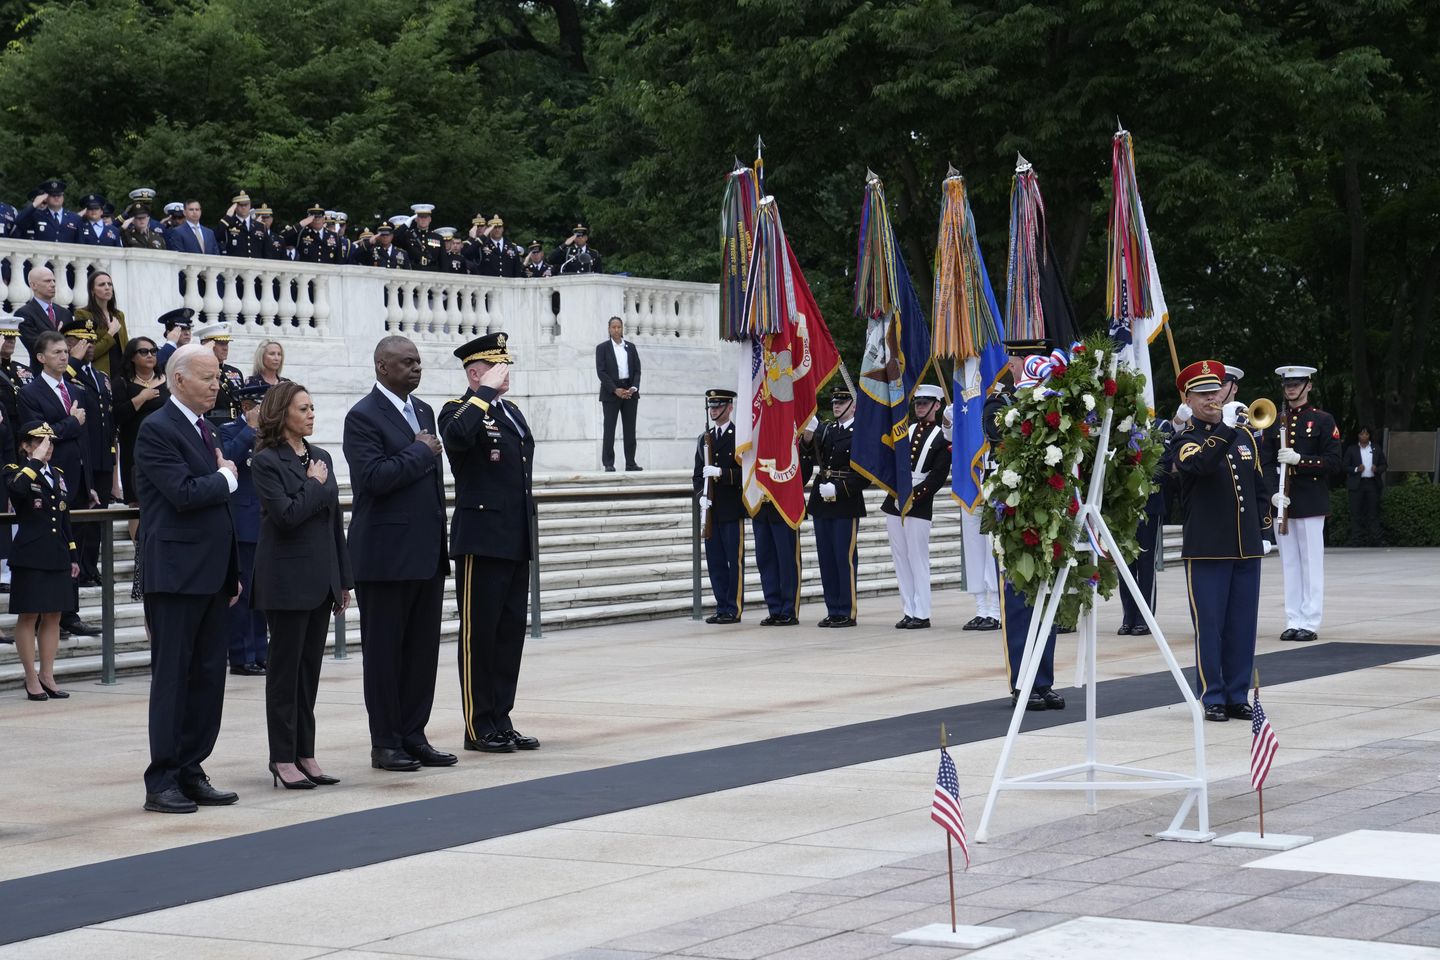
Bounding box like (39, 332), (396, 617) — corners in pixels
(1, 0), (1434, 433)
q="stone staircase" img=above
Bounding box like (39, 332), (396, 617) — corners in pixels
(0, 470), (1187, 686)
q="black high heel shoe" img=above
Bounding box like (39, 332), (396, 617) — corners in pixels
(297, 762), (339, 786)
(268, 760), (316, 790)
(39, 681), (69, 699)
(25, 685), (47, 702)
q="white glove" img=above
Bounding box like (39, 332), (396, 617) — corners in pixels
(941, 424), (953, 441)
(818, 482), (837, 499)
(1277, 447), (1301, 466)
(1262, 540), (1274, 555)
(911, 470), (927, 488)
(1271, 492), (1290, 509)
(1173, 403), (1193, 424)
(942, 404), (954, 426)
(1222, 401), (1244, 427)
(697, 496), (712, 510)
(702, 464), (723, 479)
(804, 415), (819, 433)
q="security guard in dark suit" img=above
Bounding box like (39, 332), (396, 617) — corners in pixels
(983, 338), (1064, 711)
(439, 331), (541, 754)
(397, 204), (444, 271)
(220, 382), (270, 675)
(1164, 360), (1274, 722)
(802, 390), (868, 627)
(77, 194), (122, 247)
(694, 389), (744, 623)
(0, 317), (34, 432)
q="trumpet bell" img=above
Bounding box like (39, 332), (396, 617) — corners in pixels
(1245, 398), (1276, 430)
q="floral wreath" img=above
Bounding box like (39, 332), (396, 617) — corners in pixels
(980, 335), (1164, 627)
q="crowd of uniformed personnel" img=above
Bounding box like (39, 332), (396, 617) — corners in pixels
(0, 179), (604, 278)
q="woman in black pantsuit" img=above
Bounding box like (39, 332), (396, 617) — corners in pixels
(251, 382), (351, 789)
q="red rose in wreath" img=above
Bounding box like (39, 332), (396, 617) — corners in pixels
(1079, 422), (1090, 437)
(1046, 473), (1066, 490)
(1103, 379), (1118, 396)
(1052, 542), (1064, 559)
(1022, 529), (1041, 546)
(1020, 420), (1034, 436)
(1044, 411), (1061, 428)
(1130, 450), (1144, 464)
(1067, 498), (1080, 516)
(1004, 504), (1017, 516)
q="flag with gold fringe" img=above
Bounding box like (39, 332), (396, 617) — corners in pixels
(850, 172), (932, 513)
(1005, 156), (1079, 349)
(1107, 128), (1169, 412)
(933, 172), (1007, 511)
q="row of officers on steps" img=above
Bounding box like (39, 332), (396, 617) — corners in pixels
(691, 345), (1342, 725)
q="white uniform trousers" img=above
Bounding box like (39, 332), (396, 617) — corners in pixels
(886, 514), (933, 619)
(1278, 514), (1326, 632)
(960, 507), (1001, 620)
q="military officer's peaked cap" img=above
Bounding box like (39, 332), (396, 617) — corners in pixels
(21, 421), (57, 440)
(388, 214), (410, 227)
(194, 321), (232, 343)
(1223, 365), (1244, 383)
(0, 316), (21, 337)
(1176, 359), (1225, 394)
(435, 226), (458, 240)
(39, 178), (66, 195)
(254, 204), (274, 216)
(375, 224), (394, 236)
(572, 223), (589, 236)
(830, 389), (854, 402)
(335, 211), (348, 223)
(60, 317), (97, 341)
(1275, 364), (1317, 382)
(526, 239), (543, 252)
(454, 331), (514, 367)
(128, 187), (157, 203)
(164, 201), (184, 215)
(81, 193), (105, 209)
(231, 191), (252, 205)
(411, 203), (435, 215)
(158, 307), (195, 330)
(1001, 337), (1047, 357)
(487, 216), (504, 228)
(706, 388), (737, 405)
(307, 203), (326, 216)
(914, 384), (945, 402)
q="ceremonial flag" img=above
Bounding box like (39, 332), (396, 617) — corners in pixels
(933, 173), (1006, 510)
(851, 174), (932, 513)
(1005, 157), (1079, 348)
(731, 194), (841, 526)
(931, 745), (970, 869)
(1107, 129), (1169, 411)
(1250, 691), (1279, 791)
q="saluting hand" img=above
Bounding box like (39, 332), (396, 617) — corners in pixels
(417, 430), (442, 455)
(478, 363), (509, 391)
(34, 437), (53, 463)
(306, 459), (328, 484)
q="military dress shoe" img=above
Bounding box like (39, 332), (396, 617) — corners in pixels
(817, 616), (835, 628)
(1116, 624), (1134, 636)
(830, 616), (857, 628)
(61, 618), (100, 637)
(905, 618), (931, 630)
(230, 663), (265, 676)
(1296, 629), (1318, 642)
(1280, 628), (1300, 642)
(625, 464), (643, 472)
(1225, 703), (1253, 720)
(1037, 687), (1065, 710)
(896, 615), (915, 629)
(180, 777), (238, 805)
(465, 732), (517, 753)
(974, 617), (1000, 631)
(144, 787), (198, 814)
(371, 747), (422, 771)
(1015, 690), (1047, 712)
(406, 743), (458, 767)
(1204, 704), (1229, 722)
(770, 615), (799, 626)
(760, 615), (779, 626)
(603, 466), (616, 473)
(1129, 624), (1151, 636)
(962, 616), (986, 631)
(502, 729), (540, 750)
(705, 613), (722, 624)
(711, 613), (740, 624)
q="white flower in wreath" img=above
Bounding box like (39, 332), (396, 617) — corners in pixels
(1004, 408), (1019, 427)
(1032, 386), (1049, 402)
(1044, 444), (1063, 466)
(1117, 415), (1134, 432)
(1001, 469), (1022, 488)
(1082, 394), (1095, 412)
(982, 481), (995, 499)
(1094, 349), (1105, 365)
(1066, 557), (1078, 567)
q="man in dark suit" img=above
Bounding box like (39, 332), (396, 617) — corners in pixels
(14, 179), (81, 243)
(220, 383), (269, 675)
(595, 316), (641, 472)
(1343, 425), (1387, 546)
(16, 266), (73, 368)
(440, 331), (540, 754)
(343, 336), (455, 772)
(165, 200), (221, 256)
(133, 343), (242, 813)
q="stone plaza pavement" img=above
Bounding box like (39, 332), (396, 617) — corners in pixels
(0, 547), (1437, 958)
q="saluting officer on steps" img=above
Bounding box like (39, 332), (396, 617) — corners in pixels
(217, 192), (262, 257)
(802, 389), (868, 628)
(1165, 359), (1275, 721)
(882, 384), (950, 630)
(397, 204), (443, 271)
(439, 332), (540, 755)
(1261, 365), (1340, 643)
(694, 389), (744, 624)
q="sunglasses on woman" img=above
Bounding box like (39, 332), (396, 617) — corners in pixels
(133, 348), (157, 356)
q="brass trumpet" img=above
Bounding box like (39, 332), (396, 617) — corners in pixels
(1238, 397), (1276, 430)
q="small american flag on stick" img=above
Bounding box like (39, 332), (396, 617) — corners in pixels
(931, 745), (970, 869)
(1250, 691), (1279, 791)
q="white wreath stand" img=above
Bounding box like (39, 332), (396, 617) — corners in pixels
(974, 354), (1214, 844)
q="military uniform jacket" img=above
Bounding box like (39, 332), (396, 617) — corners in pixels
(549, 243), (602, 275)
(1260, 403), (1341, 519)
(0, 362), (33, 451)
(439, 386), (535, 562)
(478, 239), (523, 278)
(693, 422), (743, 523)
(368, 244), (409, 269)
(254, 228), (289, 259)
(218, 215), (265, 257)
(0, 202), (15, 237)
(69, 364), (115, 473)
(442, 250), (472, 275)
(524, 259), (553, 279)
(880, 420), (950, 521)
(287, 225), (342, 264)
(207, 363), (246, 427)
(15, 205), (80, 243)
(219, 418), (260, 543)
(397, 225), (444, 271)
(122, 223), (167, 250)
(3, 459), (77, 570)
(804, 420), (868, 519)
(78, 220), (123, 247)
(1165, 420), (1274, 559)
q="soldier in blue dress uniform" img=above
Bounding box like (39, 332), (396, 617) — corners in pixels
(549, 224), (602, 275)
(523, 240), (553, 278)
(1164, 359), (1275, 722)
(366, 225), (410, 269)
(693, 388), (744, 624)
(15, 179), (81, 243)
(802, 389), (868, 627)
(286, 204), (343, 264)
(220, 382), (270, 675)
(77, 194), (122, 247)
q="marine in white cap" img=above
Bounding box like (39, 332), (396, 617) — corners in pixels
(880, 383), (951, 630)
(397, 204), (442, 272)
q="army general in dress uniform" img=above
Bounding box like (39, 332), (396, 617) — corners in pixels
(439, 332), (540, 754)
(694, 388), (744, 624)
(1165, 360), (1275, 722)
(802, 389), (868, 628)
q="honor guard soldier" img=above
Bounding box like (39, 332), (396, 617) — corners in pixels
(1262, 364), (1340, 642)
(550, 223), (602, 275)
(953, 391), (1000, 631)
(478, 217), (523, 277)
(16, 179), (81, 243)
(437, 228), (470, 274)
(882, 384), (950, 630)
(121, 189), (167, 249)
(1165, 360), (1275, 721)
(217, 191), (263, 257)
(694, 389), (744, 623)
(523, 240), (553, 278)
(368, 225), (409, 269)
(439, 331), (541, 754)
(802, 389), (868, 627)
(752, 500), (801, 625)
(78, 194), (122, 247)
(397, 204), (443, 271)
(194, 322), (246, 429)
(287, 204), (342, 263)
(984, 339), (1064, 710)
